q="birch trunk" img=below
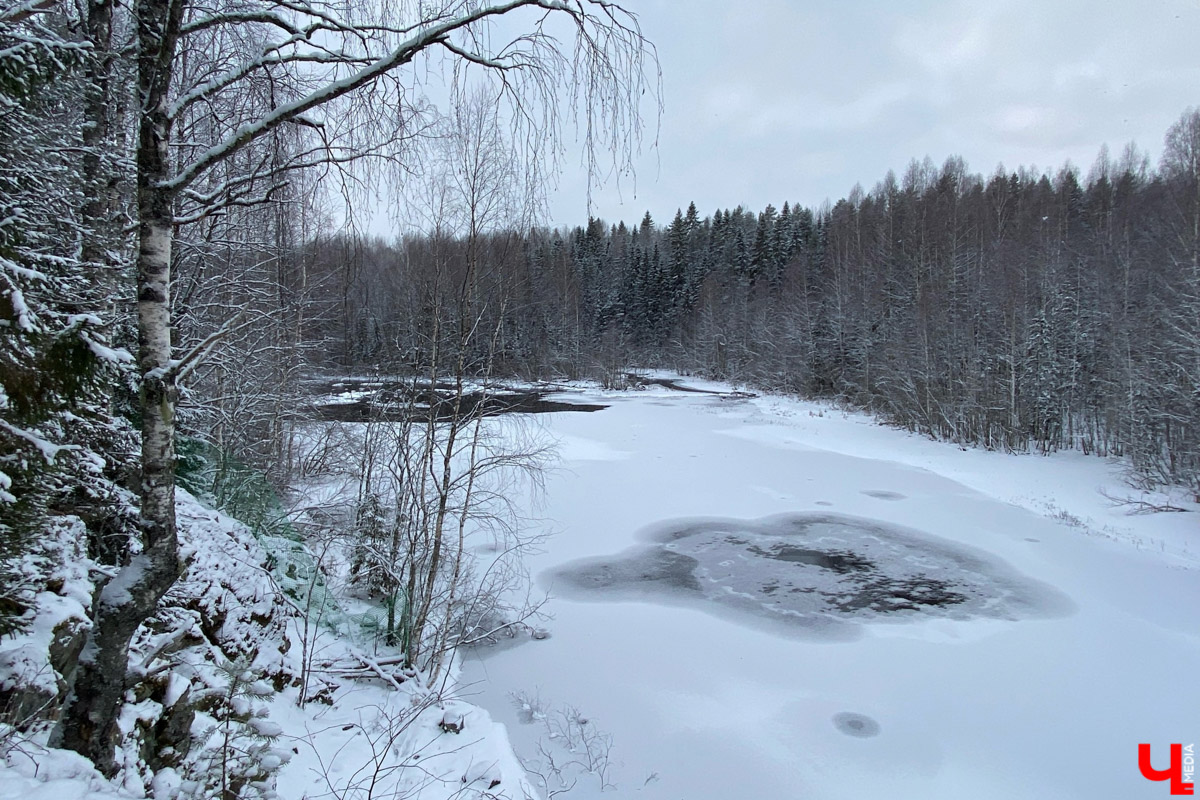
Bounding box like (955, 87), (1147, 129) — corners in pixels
(52, 0), (184, 771)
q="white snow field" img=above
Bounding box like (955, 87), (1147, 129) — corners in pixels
(461, 376), (1199, 800)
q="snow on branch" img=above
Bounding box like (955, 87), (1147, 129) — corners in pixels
(179, 10), (304, 38)
(0, 418), (79, 465)
(159, 0), (648, 196)
(174, 181), (290, 225)
(0, 257), (48, 283)
(0, 0), (55, 26)
(168, 312), (255, 383)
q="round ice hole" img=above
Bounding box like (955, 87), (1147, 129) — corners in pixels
(832, 712), (881, 738)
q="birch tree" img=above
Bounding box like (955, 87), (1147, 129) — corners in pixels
(53, 0), (655, 771)
(1159, 108), (1200, 496)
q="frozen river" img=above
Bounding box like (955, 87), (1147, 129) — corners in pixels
(460, 379), (1198, 800)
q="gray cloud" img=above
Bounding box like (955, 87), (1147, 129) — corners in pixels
(548, 0), (1200, 226)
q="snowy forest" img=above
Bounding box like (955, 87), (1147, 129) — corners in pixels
(1, 0), (1198, 797)
(317, 126), (1200, 493)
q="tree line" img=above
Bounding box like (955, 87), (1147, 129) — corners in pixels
(321, 112), (1200, 499)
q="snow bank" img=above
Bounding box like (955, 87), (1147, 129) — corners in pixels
(1, 746), (134, 800)
(3, 487), (537, 800)
(0, 516), (94, 714)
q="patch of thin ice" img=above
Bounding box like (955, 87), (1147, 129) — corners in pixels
(547, 513), (1073, 639)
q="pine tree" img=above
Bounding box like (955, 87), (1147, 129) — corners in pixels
(0, 1), (138, 636)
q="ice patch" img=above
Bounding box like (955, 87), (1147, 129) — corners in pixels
(546, 513), (1073, 639)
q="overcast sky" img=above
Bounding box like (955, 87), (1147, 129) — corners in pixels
(542, 0), (1200, 228)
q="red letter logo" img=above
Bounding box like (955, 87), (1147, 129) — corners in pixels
(1140, 744), (1195, 795)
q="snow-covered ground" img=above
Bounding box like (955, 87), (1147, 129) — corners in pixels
(5, 375), (1195, 799)
(461, 376), (1199, 800)
(1, 487), (535, 800)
